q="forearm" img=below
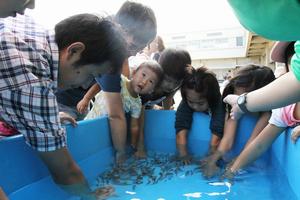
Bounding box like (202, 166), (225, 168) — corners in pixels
(83, 83), (101, 101)
(130, 118), (139, 147)
(217, 118), (237, 155)
(121, 59), (130, 78)
(245, 112), (270, 147)
(108, 114), (127, 153)
(209, 134), (221, 154)
(104, 92), (127, 153)
(246, 72), (300, 112)
(136, 106), (145, 151)
(176, 130), (189, 156)
(231, 124), (284, 172)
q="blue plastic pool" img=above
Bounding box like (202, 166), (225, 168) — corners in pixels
(0, 110), (299, 199)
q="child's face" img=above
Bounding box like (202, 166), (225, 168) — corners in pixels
(159, 75), (182, 94)
(131, 67), (159, 94)
(185, 88), (209, 112)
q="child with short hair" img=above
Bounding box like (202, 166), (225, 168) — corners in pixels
(175, 67), (225, 164)
(135, 48), (192, 158)
(142, 48), (192, 109)
(83, 61), (163, 161)
(200, 64), (275, 178)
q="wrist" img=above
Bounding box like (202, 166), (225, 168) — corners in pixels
(211, 150), (224, 161)
(83, 96), (91, 102)
(177, 143), (187, 153)
(137, 143), (145, 151)
(237, 93), (250, 113)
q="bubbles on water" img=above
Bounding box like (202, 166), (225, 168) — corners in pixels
(183, 192), (202, 198)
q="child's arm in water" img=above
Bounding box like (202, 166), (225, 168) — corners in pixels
(77, 83), (101, 114)
(176, 129), (191, 165)
(223, 124), (285, 179)
(130, 117), (143, 156)
(200, 116), (237, 178)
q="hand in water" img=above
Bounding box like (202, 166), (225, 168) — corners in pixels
(116, 151), (127, 165)
(220, 167), (236, 184)
(134, 149), (147, 159)
(199, 152), (222, 179)
(200, 160), (220, 179)
(93, 185), (115, 200)
(179, 155), (192, 165)
(81, 185), (115, 200)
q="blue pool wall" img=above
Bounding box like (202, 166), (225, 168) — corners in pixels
(271, 127), (300, 199)
(0, 116), (114, 199)
(0, 110), (299, 199)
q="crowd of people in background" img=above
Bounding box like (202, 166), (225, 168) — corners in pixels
(1, 0), (300, 199)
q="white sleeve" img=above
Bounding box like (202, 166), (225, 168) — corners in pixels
(268, 108), (287, 128)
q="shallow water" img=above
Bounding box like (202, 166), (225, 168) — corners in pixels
(93, 153), (297, 200)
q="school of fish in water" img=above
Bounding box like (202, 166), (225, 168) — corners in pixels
(96, 153), (201, 191)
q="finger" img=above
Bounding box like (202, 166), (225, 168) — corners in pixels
(291, 134), (297, 144)
(223, 95), (235, 105)
(66, 117), (77, 127)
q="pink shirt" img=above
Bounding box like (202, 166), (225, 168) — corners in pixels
(269, 103), (300, 127)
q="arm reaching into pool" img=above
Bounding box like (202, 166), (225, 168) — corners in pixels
(201, 64), (275, 179)
(201, 112), (270, 179)
(222, 103), (300, 180)
(200, 118), (237, 178)
(222, 124), (285, 180)
(176, 129), (192, 165)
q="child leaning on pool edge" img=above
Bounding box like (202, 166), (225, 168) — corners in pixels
(200, 64), (275, 179)
(84, 61), (163, 161)
(175, 66), (225, 164)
